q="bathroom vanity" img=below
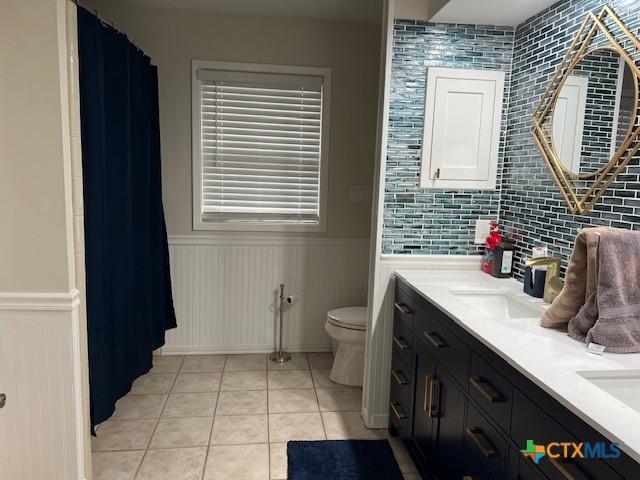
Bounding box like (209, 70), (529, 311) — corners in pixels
(389, 270), (640, 480)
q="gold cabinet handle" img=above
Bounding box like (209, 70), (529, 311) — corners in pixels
(424, 330), (447, 348)
(423, 374), (439, 418)
(470, 376), (502, 403)
(390, 401), (407, 420)
(465, 427), (497, 458)
(393, 335), (409, 351)
(434, 167), (441, 179)
(394, 302), (413, 315)
(548, 457), (585, 480)
(391, 369), (408, 386)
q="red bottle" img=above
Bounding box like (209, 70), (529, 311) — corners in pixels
(482, 221), (503, 274)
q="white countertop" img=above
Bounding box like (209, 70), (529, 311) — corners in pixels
(395, 269), (640, 463)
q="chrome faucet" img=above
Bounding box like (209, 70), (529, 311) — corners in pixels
(524, 256), (564, 304)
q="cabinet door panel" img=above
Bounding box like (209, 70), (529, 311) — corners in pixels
(464, 402), (507, 480)
(414, 341), (437, 462)
(511, 390), (622, 480)
(435, 367), (466, 479)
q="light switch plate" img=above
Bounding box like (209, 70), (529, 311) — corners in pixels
(474, 219), (495, 244)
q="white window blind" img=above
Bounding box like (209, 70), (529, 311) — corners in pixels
(196, 68), (324, 224)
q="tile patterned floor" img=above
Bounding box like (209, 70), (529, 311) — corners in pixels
(92, 353), (418, 480)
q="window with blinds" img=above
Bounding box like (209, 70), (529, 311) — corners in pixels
(194, 65), (328, 229)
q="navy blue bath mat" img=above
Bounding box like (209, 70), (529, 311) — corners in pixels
(287, 440), (404, 480)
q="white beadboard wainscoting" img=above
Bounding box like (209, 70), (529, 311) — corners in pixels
(0, 290), (85, 480)
(163, 235), (370, 354)
(362, 255), (482, 429)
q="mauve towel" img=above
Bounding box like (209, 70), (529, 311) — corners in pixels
(568, 229), (640, 353)
(540, 228), (603, 328)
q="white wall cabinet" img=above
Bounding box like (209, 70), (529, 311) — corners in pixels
(420, 67), (505, 189)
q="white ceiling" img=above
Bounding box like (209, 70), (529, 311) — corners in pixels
(126, 0), (384, 23)
(431, 0), (560, 27)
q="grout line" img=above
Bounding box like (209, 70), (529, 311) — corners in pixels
(200, 389), (220, 480)
(312, 373), (328, 441)
(131, 355), (185, 479)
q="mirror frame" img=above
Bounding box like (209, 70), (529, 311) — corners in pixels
(532, 6), (640, 215)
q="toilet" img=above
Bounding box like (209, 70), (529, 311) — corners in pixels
(324, 307), (367, 386)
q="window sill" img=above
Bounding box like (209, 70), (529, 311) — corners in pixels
(193, 218), (327, 233)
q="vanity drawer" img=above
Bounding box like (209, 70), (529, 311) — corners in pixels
(390, 353), (413, 398)
(389, 377), (413, 438)
(468, 352), (513, 432)
(414, 302), (469, 385)
(394, 284), (415, 330)
(392, 318), (413, 371)
(511, 389), (622, 480)
(463, 402), (508, 480)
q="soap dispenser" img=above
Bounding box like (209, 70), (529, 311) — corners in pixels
(491, 242), (515, 278)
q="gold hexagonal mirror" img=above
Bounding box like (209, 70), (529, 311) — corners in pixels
(532, 6), (640, 214)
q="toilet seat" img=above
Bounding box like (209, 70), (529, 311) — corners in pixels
(327, 307), (367, 331)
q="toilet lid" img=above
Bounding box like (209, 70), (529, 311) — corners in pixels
(327, 307), (367, 330)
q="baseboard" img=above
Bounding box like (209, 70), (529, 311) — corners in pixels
(362, 405), (390, 430)
(160, 344), (333, 355)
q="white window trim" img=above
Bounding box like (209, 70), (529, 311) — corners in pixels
(191, 59), (331, 232)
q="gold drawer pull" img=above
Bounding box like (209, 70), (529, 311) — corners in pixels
(394, 302), (413, 315)
(465, 427), (497, 458)
(391, 369), (408, 385)
(390, 401), (407, 420)
(424, 330), (447, 348)
(549, 457), (585, 480)
(470, 376), (502, 403)
(393, 335), (409, 350)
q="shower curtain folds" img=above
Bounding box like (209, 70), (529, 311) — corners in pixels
(77, 6), (177, 429)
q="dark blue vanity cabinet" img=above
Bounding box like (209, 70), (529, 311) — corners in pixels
(389, 278), (640, 480)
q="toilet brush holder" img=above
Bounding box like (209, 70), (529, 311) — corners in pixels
(270, 283), (292, 363)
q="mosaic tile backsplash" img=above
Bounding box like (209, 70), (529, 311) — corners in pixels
(385, 0), (640, 277)
(382, 22), (514, 255)
(501, 0), (640, 278)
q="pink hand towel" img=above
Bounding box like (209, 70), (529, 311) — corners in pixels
(568, 229), (640, 353)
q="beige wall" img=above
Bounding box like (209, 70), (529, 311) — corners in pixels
(0, 0), (75, 292)
(82, 1), (381, 237)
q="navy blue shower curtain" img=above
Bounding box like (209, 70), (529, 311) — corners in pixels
(77, 7), (177, 429)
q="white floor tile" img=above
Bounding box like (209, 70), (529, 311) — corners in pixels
(225, 354), (267, 372)
(172, 372), (222, 393)
(91, 419), (156, 452)
(162, 392), (217, 418)
(268, 412), (326, 442)
(203, 444), (269, 480)
(220, 370), (267, 391)
(181, 355), (226, 372)
(210, 414), (268, 445)
(216, 389), (268, 415)
(136, 447), (207, 480)
(148, 416), (213, 449)
(92, 450), (144, 480)
(267, 370), (313, 390)
(316, 387), (362, 412)
(268, 389), (318, 413)
(111, 394), (167, 420)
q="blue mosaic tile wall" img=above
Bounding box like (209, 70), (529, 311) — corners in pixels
(501, 0), (640, 278)
(382, 21), (515, 254)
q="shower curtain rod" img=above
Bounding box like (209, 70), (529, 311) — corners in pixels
(68, 0), (145, 52)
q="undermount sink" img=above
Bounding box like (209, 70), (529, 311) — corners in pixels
(579, 370), (640, 415)
(450, 289), (545, 319)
